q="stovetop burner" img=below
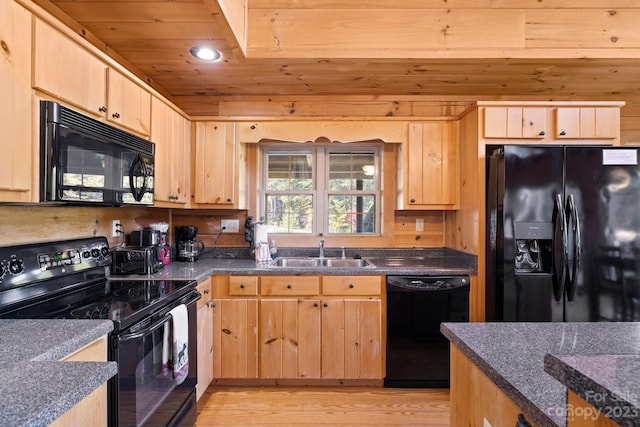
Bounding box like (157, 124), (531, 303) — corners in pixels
(5, 278), (196, 330)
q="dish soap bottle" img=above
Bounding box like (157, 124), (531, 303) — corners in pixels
(269, 240), (278, 259)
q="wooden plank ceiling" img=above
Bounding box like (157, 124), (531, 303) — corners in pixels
(35, 0), (640, 116)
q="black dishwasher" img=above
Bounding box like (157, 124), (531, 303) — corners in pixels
(384, 276), (469, 388)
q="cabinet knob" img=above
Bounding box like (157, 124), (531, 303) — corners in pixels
(112, 112), (120, 119)
(287, 284), (292, 289)
(560, 131), (567, 136)
(99, 106), (107, 113)
(226, 198), (232, 203)
(539, 130), (545, 136)
(240, 284), (245, 289)
(203, 289), (209, 294)
(410, 198), (416, 203)
(323, 303), (328, 308)
(349, 284), (355, 289)
(313, 303), (319, 307)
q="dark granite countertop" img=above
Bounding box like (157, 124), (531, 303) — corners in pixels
(0, 319), (117, 427)
(441, 322), (640, 427)
(108, 247), (477, 282)
(544, 354), (640, 426)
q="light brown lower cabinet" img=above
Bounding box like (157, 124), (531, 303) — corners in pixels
(567, 391), (620, 427)
(196, 278), (214, 400)
(51, 336), (109, 427)
(213, 297), (259, 379)
(212, 275), (383, 382)
(260, 298), (321, 379)
(451, 344), (623, 427)
(450, 344), (535, 426)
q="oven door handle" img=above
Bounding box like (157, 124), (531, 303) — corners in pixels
(119, 313), (171, 342)
(117, 290), (200, 342)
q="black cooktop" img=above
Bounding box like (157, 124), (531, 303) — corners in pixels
(3, 278), (196, 331)
(0, 237), (197, 332)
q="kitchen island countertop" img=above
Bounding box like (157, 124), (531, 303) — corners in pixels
(0, 319), (117, 427)
(544, 353), (640, 426)
(441, 322), (640, 427)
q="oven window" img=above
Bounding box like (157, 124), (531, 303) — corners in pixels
(118, 317), (185, 426)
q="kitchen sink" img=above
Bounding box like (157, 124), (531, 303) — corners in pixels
(269, 257), (375, 268)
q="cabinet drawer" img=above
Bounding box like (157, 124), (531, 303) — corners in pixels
(229, 276), (258, 296)
(197, 278), (212, 307)
(322, 276), (382, 295)
(261, 276), (320, 295)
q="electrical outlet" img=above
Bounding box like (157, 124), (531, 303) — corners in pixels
(112, 219), (121, 237)
(416, 218), (424, 232)
(221, 219), (239, 233)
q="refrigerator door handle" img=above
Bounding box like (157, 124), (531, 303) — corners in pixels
(566, 194), (581, 301)
(552, 193), (568, 302)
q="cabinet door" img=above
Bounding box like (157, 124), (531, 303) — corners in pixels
(0, 0), (32, 200)
(194, 122), (236, 205)
(107, 68), (151, 135)
(405, 121), (459, 209)
(260, 299), (321, 379)
(33, 17), (107, 117)
(196, 301), (213, 400)
(484, 107), (546, 139)
(321, 299), (383, 379)
(556, 107), (619, 139)
(212, 298), (258, 379)
(151, 97), (189, 204)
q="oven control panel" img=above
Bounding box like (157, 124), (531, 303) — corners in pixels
(0, 237), (111, 289)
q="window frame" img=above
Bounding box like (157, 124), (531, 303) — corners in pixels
(259, 143), (382, 236)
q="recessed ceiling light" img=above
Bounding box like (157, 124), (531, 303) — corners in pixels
(189, 46), (222, 62)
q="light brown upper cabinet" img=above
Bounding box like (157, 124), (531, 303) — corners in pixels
(194, 122), (239, 207)
(0, 0), (32, 202)
(404, 121), (459, 210)
(555, 107), (619, 139)
(484, 107), (547, 139)
(33, 18), (150, 136)
(151, 96), (190, 205)
(480, 103), (622, 144)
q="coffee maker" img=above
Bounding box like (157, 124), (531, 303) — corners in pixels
(175, 226), (205, 262)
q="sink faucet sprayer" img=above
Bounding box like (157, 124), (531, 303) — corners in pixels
(319, 239), (325, 258)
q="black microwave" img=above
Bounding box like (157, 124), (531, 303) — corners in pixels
(39, 100), (154, 206)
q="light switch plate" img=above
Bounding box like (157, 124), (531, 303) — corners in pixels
(416, 218), (424, 232)
(221, 219), (239, 233)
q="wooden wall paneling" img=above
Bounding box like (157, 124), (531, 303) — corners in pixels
(445, 107), (483, 319)
(393, 211), (445, 247)
(217, 100), (471, 118)
(215, 0), (248, 51)
(525, 10), (640, 48)
(246, 9), (525, 57)
(250, 0), (638, 8)
(0, 206), (170, 247)
(172, 209), (249, 248)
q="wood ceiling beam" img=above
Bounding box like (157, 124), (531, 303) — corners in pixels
(245, 7), (640, 59)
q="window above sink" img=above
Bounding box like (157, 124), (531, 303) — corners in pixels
(260, 143), (382, 236)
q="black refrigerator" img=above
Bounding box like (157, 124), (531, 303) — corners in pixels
(486, 145), (640, 322)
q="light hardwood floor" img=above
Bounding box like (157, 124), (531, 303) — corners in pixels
(196, 386), (450, 426)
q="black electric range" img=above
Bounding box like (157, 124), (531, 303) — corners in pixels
(0, 237), (199, 427)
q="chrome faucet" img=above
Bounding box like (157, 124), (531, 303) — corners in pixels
(319, 239), (325, 258)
